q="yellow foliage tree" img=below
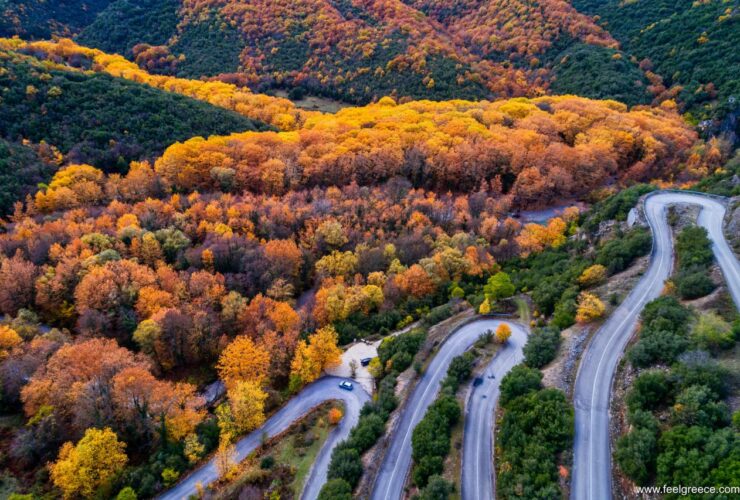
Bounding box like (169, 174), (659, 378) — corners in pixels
(50, 427), (128, 499)
(290, 326), (342, 389)
(495, 323), (512, 343)
(228, 380), (268, 433)
(216, 336), (271, 389)
(183, 434), (205, 465)
(578, 264), (607, 288)
(479, 298), (491, 315)
(575, 292), (605, 323)
(315, 250), (358, 279)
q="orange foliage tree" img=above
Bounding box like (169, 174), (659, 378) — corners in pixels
(216, 336), (271, 389)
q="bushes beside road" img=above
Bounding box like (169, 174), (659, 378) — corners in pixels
(497, 366), (574, 498)
(522, 327), (561, 368)
(410, 350), (475, 494)
(672, 225), (716, 300)
(617, 296), (739, 491)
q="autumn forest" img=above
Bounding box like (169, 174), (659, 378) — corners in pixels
(0, 1), (738, 500)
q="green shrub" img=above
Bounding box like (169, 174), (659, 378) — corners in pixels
(345, 413), (385, 452)
(656, 426), (737, 490)
(318, 478), (352, 500)
(327, 448), (363, 488)
(523, 327), (561, 368)
(676, 271), (716, 300)
(500, 365), (543, 406)
(410, 352), (470, 488)
(672, 354), (731, 399)
(552, 287), (578, 329)
(670, 385), (730, 429)
(497, 388), (574, 498)
(418, 475), (453, 500)
(626, 370), (674, 413)
(673, 225), (716, 300)
(441, 351), (475, 393)
(640, 297), (692, 335)
(582, 184), (656, 232)
(378, 329), (426, 374)
(595, 228), (652, 274)
(691, 313), (735, 352)
(423, 304), (454, 326)
(627, 330), (690, 368)
(615, 428), (657, 485)
(676, 227), (714, 268)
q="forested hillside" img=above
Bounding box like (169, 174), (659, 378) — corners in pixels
(2, 0), (654, 105)
(0, 40), (266, 214)
(77, 0), (181, 57)
(0, 0), (114, 39)
(4, 0), (737, 121)
(0, 139), (57, 216)
(571, 0), (740, 127)
(0, 3), (737, 499)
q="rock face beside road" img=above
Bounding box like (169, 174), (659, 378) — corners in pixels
(571, 192), (740, 500)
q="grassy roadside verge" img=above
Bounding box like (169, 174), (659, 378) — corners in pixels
(210, 402), (341, 499)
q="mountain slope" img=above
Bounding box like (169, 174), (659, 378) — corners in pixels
(11, 38), (309, 130)
(571, 0), (740, 124)
(69, 0), (646, 105)
(0, 139), (57, 215)
(0, 0), (114, 39)
(77, 0), (181, 57)
(0, 43), (265, 167)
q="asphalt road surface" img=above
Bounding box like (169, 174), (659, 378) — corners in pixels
(158, 376), (370, 500)
(571, 191), (740, 500)
(371, 318), (525, 500)
(461, 323), (528, 500)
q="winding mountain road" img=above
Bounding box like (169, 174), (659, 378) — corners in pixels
(158, 376), (370, 500)
(371, 318), (527, 500)
(571, 191), (740, 500)
(461, 323), (528, 500)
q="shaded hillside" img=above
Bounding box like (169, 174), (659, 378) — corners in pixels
(0, 43), (266, 212)
(0, 46), (265, 169)
(77, 0), (181, 57)
(11, 38), (310, 130)
(0, 139), (57, 215)
(0, 0), (114, 38)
